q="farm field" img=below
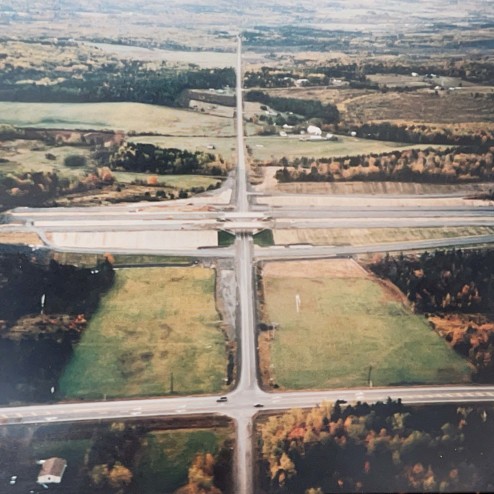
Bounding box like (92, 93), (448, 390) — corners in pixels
(133, 135), (236, 162)
(260, 259), (472, 390)
(0, 102), (234, 136)
(0, 140), (93, 178)
(273, 226), (494, 246)
(59, 266), (228, 399)
(247, 135), (440, 161)
(86, 42), (236, 68)
(344, 89), (494, 124)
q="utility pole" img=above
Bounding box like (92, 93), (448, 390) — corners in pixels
(367, 365), (373, 387)
(170, 372), (174, 394)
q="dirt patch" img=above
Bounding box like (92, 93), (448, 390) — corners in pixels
(262, 259), (369, 279)
(0, 231), (43, 245)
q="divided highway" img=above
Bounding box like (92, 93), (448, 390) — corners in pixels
(1, 35), (494, 494)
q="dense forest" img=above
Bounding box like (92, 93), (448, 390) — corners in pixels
(274, 147), (494, 184)
(0, 254), (114, 403)
(349, 122), (494, 147)
(0, 58), (235, 106)
(371, 250), (494, 381)
(258, 400), (494, 493)
(245, 91), (340, 124)
(110, 142), (227, 176)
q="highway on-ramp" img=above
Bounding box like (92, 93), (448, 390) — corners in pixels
(1, 36), (494, 494)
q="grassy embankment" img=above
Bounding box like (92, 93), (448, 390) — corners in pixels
(273, 226), (494, 246)
(261, 260), (472, 389)
(60, 267), (227, 399)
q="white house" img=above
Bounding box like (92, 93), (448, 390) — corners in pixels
(37, 458), (67, 484)
(307, 125), (322, 136)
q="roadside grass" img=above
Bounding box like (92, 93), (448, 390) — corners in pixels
(262, 263), (472, 390)
(112, 171), (222, 189)
(273, 226), (494, 246)
(247, 135), (441, 161)
(134, 428), (232, 494)
(59, 267), (227, 399)
(52, 252), (194, 267)
(0, 102), (234, 136)
(254, 229), (274, 247)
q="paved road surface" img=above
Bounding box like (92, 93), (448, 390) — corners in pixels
(1, 36), (494, 494)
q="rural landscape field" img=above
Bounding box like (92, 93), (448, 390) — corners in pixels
(0, 0), (494, 493)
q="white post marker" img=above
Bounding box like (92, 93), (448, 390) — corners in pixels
(41, 293), (46, 315)
(295, 293), (301, 313)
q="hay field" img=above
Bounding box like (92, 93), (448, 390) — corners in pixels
(261, 259), (471, 390)
(59, 267), (227, 399)
(0, 102), (234, 136)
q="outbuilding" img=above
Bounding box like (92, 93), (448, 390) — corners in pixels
(37, 457), (67, 485)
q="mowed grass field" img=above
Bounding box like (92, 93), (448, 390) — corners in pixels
(59, 267), (227, 399)
(262, 260), (471, 390)
(0, 102), (234, 136)
(273, 226), (494, 246)
(135, 428), (232, 494)
(247, 135), (440, 161)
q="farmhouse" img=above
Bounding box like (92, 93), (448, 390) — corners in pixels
(37, 457), (67, 485)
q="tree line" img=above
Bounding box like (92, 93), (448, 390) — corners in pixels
(347, 122), (494, 147)
(0, 58), (235, 106)
(259, 399), (494, 493)
(275, 147), (494, 184)
(245, 90), (340, 124)
(0, 255), (115, 404)
(110, 142), (227, 176)
(371, 249), (494, 381)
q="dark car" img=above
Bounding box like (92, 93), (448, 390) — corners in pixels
(216, 396), (228, 403)
(254, 403), (264, 408)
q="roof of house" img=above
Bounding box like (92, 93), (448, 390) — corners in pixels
(38, 458), (67, 478)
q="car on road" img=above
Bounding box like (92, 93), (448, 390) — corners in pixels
(216, 396), (228, 403)
(254, 403), (264, 408)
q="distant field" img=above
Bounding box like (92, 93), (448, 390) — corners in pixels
(344, 89), (494, 124)
(261, 259), (471, 390)
(247, 135), (439, 161)
(112, 172), (222, 189)
(0, 139), (93, 178)
(135, 428), (232, 494)
(59, 267), (227, 399)
(0, 102), (234, 136)
(273, 226), (494, 246)
(133, 135), (236, 162)
(86, 42), (236, 68)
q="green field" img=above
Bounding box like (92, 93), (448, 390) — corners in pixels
(59, 267), (227, 399)
(135, 428), (232, 494)
(134, 135), (236, 161)
(0, 101), (234, 136)
(0, 140), (93, 178)
(263, 267), (472, 389)
(247, 135), (442, 161)
(113, 171), (222, 189)
(273, 226), (494, 246)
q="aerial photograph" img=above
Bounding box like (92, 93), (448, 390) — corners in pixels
(0, 0), (494, 492)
